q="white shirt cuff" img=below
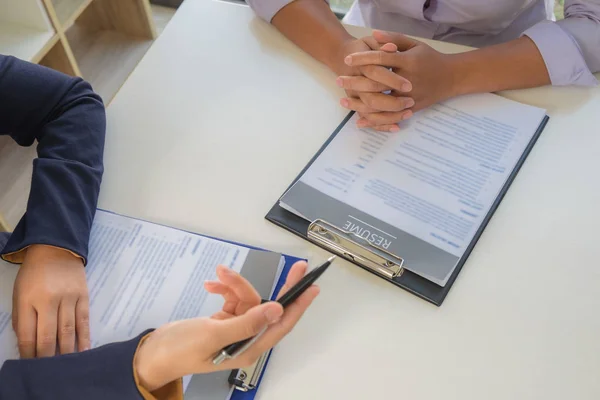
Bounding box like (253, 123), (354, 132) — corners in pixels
(247, 0), (296, 22)
(524, 20), (598, 86)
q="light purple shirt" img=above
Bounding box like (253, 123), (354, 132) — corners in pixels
(247, 0), (600, 86)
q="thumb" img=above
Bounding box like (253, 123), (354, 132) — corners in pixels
(380, 43), (398, 53)
(373, 30), (418, 51)
(213, 302), (284, 347)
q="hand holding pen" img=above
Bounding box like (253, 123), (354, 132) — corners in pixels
(212, 256), (335, 364)
(135, 260), (327, 392)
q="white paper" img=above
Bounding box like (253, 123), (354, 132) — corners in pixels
(299, 94), (546, 257)
(86, 211), (249, 348)
(0, 264), (18, 362)
(0, 210), (250, 394)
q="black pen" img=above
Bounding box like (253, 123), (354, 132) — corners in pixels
(212, 255), (335, 365)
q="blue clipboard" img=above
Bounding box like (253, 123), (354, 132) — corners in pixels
(230, 254), (302, 400)
(95, 209), (303, 398)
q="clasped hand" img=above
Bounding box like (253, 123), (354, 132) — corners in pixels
(336, 30), (458, 132)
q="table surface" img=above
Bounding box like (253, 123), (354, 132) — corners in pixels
(101, 1), (600, 399)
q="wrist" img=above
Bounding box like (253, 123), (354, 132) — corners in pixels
(135, 334), (170, 393)
(446, 46), (516, 96)
(446, 53), (473, 98)
(24, 244), (83, 265)
(327, 36), (358, 76)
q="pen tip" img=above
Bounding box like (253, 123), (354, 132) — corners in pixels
(327, 255), (337, 263)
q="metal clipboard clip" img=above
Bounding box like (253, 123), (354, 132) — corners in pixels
(307, 219), (404, 279)
(229, 351), (270, 392)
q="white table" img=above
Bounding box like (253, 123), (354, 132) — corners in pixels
(101, 1), (600, 399)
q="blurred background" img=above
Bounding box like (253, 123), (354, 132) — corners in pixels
(330, 0), (566, 19)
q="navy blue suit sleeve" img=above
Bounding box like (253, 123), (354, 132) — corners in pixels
(0, 331), (149, 400)
(0, 55), (105, 264)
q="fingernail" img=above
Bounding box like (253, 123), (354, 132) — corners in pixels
(340, 98), (349, 108)
(406, 98), (415, 108)
(402, 111), (413, 120)
(344, 55), (352, 65)
(402, 83), (412, 92)
(390, 125), (400, 132)
(264, 305), (283, 323)
(221, 267), (234, 276)
(383, 43), (397, 52)
(336, 77), (343, 87)
(357, 121), (367, 128)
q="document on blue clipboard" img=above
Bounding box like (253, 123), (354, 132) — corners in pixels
(0, 210), (295, 400)
(279, 93), (547, 287)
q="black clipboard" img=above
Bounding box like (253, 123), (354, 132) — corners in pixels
(266, 111), (550, 305)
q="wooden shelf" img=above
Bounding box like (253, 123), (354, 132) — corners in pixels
(40, 37), (79, 75)
(67, 27), (152, 102)
(63, 0), (156, 102)
(0, 22), (56, 62)
(52, 0), (94, 30)
(0, 213), (9, 231)
(151, 4), (175, 36)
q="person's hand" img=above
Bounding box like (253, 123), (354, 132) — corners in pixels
(340, 30), (459, 128)
(12, 245), (90, 358)
(135, 261), (319, 392)
(335, 38), (414, 132)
